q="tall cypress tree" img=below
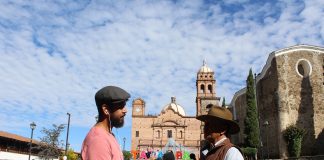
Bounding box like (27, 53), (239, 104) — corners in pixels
(244, 69), (260, 148)
(222, 97), (226, 107)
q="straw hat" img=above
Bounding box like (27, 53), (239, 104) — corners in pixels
(196, 106), (240, 134)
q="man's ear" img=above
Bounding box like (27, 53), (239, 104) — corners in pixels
(102, 104), (110, 115)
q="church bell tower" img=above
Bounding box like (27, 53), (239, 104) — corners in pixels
(196, 61), (220, 116)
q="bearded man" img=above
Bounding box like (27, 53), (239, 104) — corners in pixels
(81, 86), (130, 160)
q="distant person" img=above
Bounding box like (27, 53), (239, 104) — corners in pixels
(140, 149), (147, 159)
(189, 153), (196, 160)
(196, 105), (244, 160)
(81, 86), (130, 160)
(157, 149), (163, 160)
(146, 148), (151, 159)
(162, 150), (175, 160)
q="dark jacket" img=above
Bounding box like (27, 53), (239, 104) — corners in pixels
(163, 151), (175, 160)
(205, 138), (237, 160)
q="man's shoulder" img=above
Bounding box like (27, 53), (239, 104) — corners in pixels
(84, 127), (110, 143)
(224, 147), (244, 160)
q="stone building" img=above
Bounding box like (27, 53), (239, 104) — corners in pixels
(131, 62), (221, 157)
(231, 45), (324, 159)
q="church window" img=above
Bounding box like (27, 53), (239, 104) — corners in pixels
(296, 59), (312, 77)
(157, 130), (160, 138)
(208, 84), (212, 93)
(180, 131), (183, 139)
(167, 130), (172, 138)
(200, 84), (205, 93)
(136, 131), (139, 137)
(206, 104), (213, 109)
(298, 64), (304, 76)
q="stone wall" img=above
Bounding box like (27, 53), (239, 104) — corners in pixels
(276, 50), (324, 156)
(231, 92), (247, 146)
(257, 58), (280, 158)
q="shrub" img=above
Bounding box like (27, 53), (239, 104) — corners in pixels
(241, 147), (257, 157)
(123, 150), (132, 160)
(283, 125), (305, 157)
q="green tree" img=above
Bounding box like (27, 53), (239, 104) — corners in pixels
(222, 97), (226, 107)
(283, 125), (305, 158)
(244, 69), (260, 148)
(66, 148), (78, 160)
(123, 150), (132, 160)
(35, 124), (65, 159)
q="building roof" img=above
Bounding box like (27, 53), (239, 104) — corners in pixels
(198, 60), (213, 73)
(0, 130), (39, 144)
(256, 44), (324, 82)
(161, 97), (186, 116)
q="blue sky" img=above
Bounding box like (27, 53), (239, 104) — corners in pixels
(1, 0), (324, 152)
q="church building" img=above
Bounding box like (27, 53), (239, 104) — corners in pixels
(131, 62), (221, 157)
(231, 44), (324, 159)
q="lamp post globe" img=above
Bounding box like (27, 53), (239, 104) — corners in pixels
(263, 121), (270, 159)
(28, 122), (36, 160)
(123, 137), (126, 151)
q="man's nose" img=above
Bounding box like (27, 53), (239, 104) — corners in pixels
(123, 106), (127, 113)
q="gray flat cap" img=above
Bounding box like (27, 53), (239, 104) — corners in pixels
(95, 86), (130, 105)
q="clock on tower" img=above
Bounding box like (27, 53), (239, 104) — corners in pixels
(132, 98), (145, 116)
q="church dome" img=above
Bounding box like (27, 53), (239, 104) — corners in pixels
(198, 60), (213, 73)
(162, 97), (186, 116)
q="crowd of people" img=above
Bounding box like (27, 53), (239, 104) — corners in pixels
(80, 85), (244, 160)
(130, 149), (197, 160)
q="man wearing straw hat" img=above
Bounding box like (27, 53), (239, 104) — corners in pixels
(197, 105), (244, 160)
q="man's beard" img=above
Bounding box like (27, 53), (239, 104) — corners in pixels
(111, 116), (124, 128)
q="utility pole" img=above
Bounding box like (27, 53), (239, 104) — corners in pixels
(65, 113), (71, 156)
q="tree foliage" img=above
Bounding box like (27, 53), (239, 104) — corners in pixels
(66, 148), (78, 160)
(244, 69), (260, 148)
(241, 147), (257, 159)
(123, 150), (132, 160)
(35, 124), (65, 159)
(283, 125), (305, 157)
(222, 97), (226, 107)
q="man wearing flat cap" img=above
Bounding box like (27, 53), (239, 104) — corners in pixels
(197, 105), (244, 160)
(81, 86), (130, 160)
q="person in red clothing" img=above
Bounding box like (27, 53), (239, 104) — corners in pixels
(81, 86), (130, 160)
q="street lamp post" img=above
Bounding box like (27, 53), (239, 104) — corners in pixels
(65, 113), (71, 156)
(28, 122), (36, 160)
(123, 137), (126, 151)
(263, 121), (270, 159)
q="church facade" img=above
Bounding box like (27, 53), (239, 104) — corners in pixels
(131, 62), (221, 157)
(231, 45), (324, 159)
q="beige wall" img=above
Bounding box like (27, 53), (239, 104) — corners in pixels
(131, 109), (202, 157)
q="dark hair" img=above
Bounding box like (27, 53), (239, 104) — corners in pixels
(162, 151), (175, 160)
(97, 101), (126, 121)
(190, 153), (196, 160)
